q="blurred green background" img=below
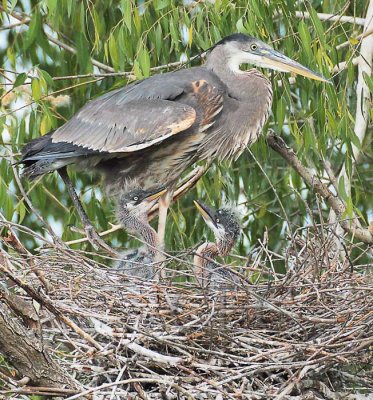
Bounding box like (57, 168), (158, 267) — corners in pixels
(0, 0), (371, 268)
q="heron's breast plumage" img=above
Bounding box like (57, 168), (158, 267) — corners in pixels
(197, 69), (273, 162)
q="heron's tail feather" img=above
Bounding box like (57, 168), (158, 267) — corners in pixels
(21, 159), (69, 180)
(19, 131), (100, 179)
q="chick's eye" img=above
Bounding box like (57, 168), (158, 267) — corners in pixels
(216, 218), (220, 223)
(251, 43), (258, 51)
(133, 196), (139, 201)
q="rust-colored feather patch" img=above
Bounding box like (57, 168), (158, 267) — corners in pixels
(191, 80), (223, 132)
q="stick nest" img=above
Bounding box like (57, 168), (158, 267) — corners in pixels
(2, 225), (372, 399)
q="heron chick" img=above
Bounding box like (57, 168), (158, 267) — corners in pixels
(115, 185), (166, 279)
(194, 200), (241, 289)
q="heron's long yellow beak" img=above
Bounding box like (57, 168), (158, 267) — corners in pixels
(261, 48), (329, 83)
(146, 188), (167, 202)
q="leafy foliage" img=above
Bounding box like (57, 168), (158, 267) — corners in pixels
(0, 0), (371, 267)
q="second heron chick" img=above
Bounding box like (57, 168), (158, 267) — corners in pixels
(194, 200), (241, 289)
(115, 185), (166, 279)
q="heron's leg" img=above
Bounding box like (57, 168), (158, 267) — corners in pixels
(155, 188), (173, 279)
(157, 188), (173, 251)
(58, 167), (117, 257)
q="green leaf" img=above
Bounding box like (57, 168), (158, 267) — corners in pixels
(349, 130), (362, 150)
(169, 17), (179, 45)
(338, 176), (349, 202)
(138, 44), (150, 77)
(257, 204), (267, 219)
(363, 72), (373, 94)
(108, 35), (119, 70)
(154, 24), (163, 57)
(46, 0), (57, 16)
(13, 73), (27, 89)
(133, 5), (141, 34)
(309, 8), (325, 46)
(122, 0), (132, 33)
(75, 32), (91, 72)
(133, 60), (143, 80)
(23, 10), (42, 50)
(67, 0), (74, 18)
(236, 17), (246, 33)
(39, 70), (54, 89)
(154, 0), (169, 11)
(17, 201), (26, 224)
(31, 79), (42, 101)
(276, 98), (286, 132)
(298, 21), (312, 60)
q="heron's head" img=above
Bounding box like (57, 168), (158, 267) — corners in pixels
(212, 33), (328, 82)
(120, 187), (166, 217)
(194, 200), (240, 254)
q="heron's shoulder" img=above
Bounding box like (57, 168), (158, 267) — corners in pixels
(84, 67), (225, 107)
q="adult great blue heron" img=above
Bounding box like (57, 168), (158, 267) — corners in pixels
(20, 33), (327, 252)
(194, 200), (240, 289)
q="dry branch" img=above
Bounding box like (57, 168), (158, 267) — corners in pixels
(293, 11), (366, 26)
(267, 132), (373, 245)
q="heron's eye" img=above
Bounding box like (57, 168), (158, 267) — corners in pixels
(133, 196), (139, 201)
(250, 44), (258, 51)
(216, 218), (220, 223)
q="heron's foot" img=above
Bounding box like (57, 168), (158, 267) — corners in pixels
(84, 225), (118, 257)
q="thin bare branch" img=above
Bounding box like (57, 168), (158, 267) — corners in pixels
(294, 11), (366, 26)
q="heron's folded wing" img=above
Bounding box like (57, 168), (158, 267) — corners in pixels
(51, 99), (196, 153)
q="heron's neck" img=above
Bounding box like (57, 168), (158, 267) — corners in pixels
(194, 242), (219, 270)
(119, 210), (158, 257)
(201, 47), (273, 161)
(205, 46), (243, 76)
(205, 46), (272, 101)
(217, 237), (235, 257)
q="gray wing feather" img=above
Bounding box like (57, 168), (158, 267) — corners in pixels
(52, 79), (195, 153)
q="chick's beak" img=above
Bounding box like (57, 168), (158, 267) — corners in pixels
(146, 188), (167, 202)
(261, 48), (330, 83)
(194, 200), (217, 227)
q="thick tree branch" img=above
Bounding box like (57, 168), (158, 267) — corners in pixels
(0, 250), (111, 357)
(0, 300), (78, 388)
(267, 133), (373, 245)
